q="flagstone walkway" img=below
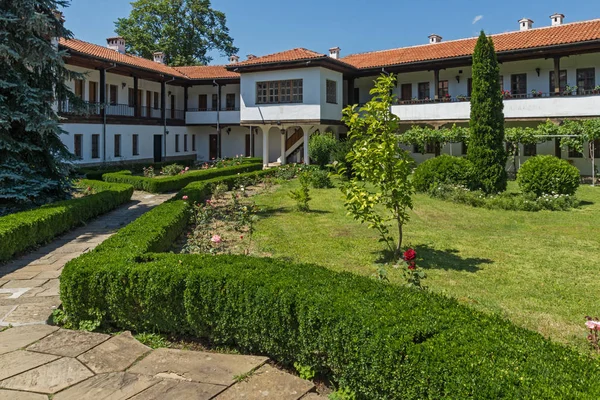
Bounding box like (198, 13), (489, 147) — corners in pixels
(0, 192), (325, 399)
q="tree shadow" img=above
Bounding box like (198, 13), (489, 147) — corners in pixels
(579, 200), (594, 207)
(256, 207), (331, 218)
(373, 244), (492, 273)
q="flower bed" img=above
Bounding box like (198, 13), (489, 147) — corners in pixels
(58, 169), (600, 399)
(0, 180), (133, 262)
(102, 161), (263, 193)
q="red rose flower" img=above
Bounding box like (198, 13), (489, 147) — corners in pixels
(408, 264), (416, 271)
(403, 248), (416, 261)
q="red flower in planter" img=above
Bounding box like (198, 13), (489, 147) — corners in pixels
(403, 248), (416, 261)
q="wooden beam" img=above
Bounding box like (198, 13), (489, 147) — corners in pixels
(554, 56), (561, 95)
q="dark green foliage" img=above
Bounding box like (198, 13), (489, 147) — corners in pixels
(308, 133), (337, 168)
(517, 155), (581, 197)
(114, 0), (238, 66)
(77, 158), (197, 180)
(103, 162), (263, 193)
(331, 140), (354, 179)
(0, 0), (83, 210)
(60, 171), (600, 399)
(468, 31), (508, 194)
(288, 172), (311, 211)
(412, 155), (473, 192)
(0, 180), (133, 261)
(307, 168), (333, 189)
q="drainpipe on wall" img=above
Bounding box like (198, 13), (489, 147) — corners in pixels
(163, 76), (176, 161)
(102, 63), (117, 163)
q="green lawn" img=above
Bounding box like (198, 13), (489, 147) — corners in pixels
(252, 178), (600, 351)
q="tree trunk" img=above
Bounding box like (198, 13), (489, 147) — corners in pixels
(396, 220), (403, 259)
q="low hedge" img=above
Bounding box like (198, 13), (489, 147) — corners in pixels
(0, 180), (133, 262)
(517, 155), (581, 197)
(77, 158), (198, 180)
(102, 162), (263, 193)
(413, 155), (474, 192)
(60, 172), (600, 399)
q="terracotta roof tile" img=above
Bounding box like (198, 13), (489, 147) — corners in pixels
(59, 38), (187, 77)
(342, 19), (600, 69)
(174, 65), (239, 80)
(234, 48), (326, 66)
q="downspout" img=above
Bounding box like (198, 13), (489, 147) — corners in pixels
(163, 76), (176, 160)
(102, 63), (117, 163)
(213, 80), (221, 159)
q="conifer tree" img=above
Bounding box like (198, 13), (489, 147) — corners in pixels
(468, 31), (507, 194)
(0, 0), (80, 213)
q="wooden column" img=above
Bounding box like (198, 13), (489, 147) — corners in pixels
(433, 69), (440, 100)
(133, 76), (139, 117)
(160, 81), (166, 121)
(553, 57), (561, 96)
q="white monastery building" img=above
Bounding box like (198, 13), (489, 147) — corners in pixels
(58, 14), (600, 174)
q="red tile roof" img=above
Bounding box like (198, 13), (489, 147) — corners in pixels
(342, 19), (600, 69)
(234, 48), (327, 66)
(174, 65), (239, 80)
(59, 38), (187, 78)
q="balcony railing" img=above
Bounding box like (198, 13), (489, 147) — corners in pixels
(187, 107), (241, 112)
(393, 89), (600, 105)
(58, 101), (185, 120)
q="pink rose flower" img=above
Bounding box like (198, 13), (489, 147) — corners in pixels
(182, 195), (188, 200)
(211, 235), (221, 243)
(585, 320), (600, 330)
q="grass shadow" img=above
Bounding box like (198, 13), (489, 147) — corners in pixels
(256, 207), (332, 218)
(373, 244), (492, 273)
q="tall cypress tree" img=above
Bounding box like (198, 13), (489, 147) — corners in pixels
(468, 31), (507, 194)
(0, 0), (81, 214)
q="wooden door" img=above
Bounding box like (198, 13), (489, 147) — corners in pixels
(198, 94), (207, 111)
(209, 134), (218, 160)
(401, 84), (412, 101)
(89, 82), (98, 103)
(245, 134), (251, 157)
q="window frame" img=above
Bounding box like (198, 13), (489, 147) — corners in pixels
(153, 92), (159, 110)
(418, 82), (430, 100)
(438, 80), (449, 98)
(114, 134), (121, 158)
(523, 143), (537, 157)
(108, 84), (118, 105)
(211, 94), (218, 111)
(576, 68), (595, 93)
(326, 79), (337, 104)
(132, 134), (139, 156)
(256, 79), (303, 104)
(91, 134), (100, 159)
(511, 74), (527, 96)
(192, 134), (196, 151)
(74, 79), (84, 99)
(549, 70), (567, 93)
(184, 134), (188, 152)
(74, 134), (83, 159)
(225, 93), (236, 110)
(175, 134), (180, 153)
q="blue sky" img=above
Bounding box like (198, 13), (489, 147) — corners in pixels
(62, 0), (599, 65)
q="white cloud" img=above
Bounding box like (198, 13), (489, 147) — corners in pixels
(472, 15), (483, 24)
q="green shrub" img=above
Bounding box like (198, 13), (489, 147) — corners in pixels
(103, 162), (263, 193)
(161, 164), (185, 176)
(331, 140), (354, 179)
(308, 168), (333, 188)
(60, 172), (600, 399)
(288, 172), (311, 211)
(413, 155), (473, 192)
(309, 133), (337, 168)
(0, 180), (133, 261)
(77, 158), (197, 180)
(517, 155), (581, 197)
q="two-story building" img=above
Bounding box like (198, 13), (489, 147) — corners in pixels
(58, 13), (600, 174)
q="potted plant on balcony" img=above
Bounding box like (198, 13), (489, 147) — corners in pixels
(456, 94), (468, 102)
(530, 89), (543, 98)
(563, 85), (577, 96)
(593, 85), (600, 95)
(501, 90), (512, 99)
(443, 93), (452, 102)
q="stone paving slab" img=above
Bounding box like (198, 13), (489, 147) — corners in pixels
(0, 350), (59, 381)
(0, 389), (48, 400)
(300, 393), (329, 399)
(27, 329), (110, 358)
(0, 325), (58, 355)
(53, 372), (157, 400)
(214, 364), (314, 400)
(0, 271), (41, 280)
(2, 279), (48, 289)
(1, 300), (60, 326)
(77, 332), (151, 374)
(129, 379), (225, 400)
(128, 348), (268, 386)
(32, 270), (61, 280)
(0, 357), (93, 394)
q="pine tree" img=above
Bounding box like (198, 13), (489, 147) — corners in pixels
(468, 31), (507, 194)
(0, 0), (81, 214)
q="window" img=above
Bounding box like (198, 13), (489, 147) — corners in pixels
(523, 143), (537, 156)
(400, 83), (412, 101)
(499, 75), (504, 90)
(89, 82), (98, 103)
(577, 68), (595, 93)
(91, 134), (100, 159)
(74, 79), (84, 99)
(106, 84), (118, 105)
(212, 94), (218, 110)
(418, 82), (430, 100)
(184, 134), (188, 152)
(467, 78), (473, 97)
(569, 146), (583, 158)
(226, 93), (236, 110)
(438, 80), (449, 98)
(326, 80), (337, 104)
(425, 142), (438, 155)
(192, 134), (196, 151)
(153, 92), (159, 109)
(175, 134), (180, 152)
(74, 134), (83, 159)
(511, 74), (527, 96)
(198, 94), (208, 111)
(114, 134), (121, 157)
(256, 79), (303, 104)
(549, 70), (567, 93)
(132, 134), (139, 156)
(128, 88), (135, 107)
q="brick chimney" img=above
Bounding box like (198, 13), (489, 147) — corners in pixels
(106, 36), (126, 54)
(153, 51), (165, 64)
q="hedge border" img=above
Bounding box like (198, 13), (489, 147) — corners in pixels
(60, 171), (600, 399)
(102, 161), (263, 193)
(0, 180), (134, 262)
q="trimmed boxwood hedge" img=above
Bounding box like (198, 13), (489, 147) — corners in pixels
(60, 172), (600, 399)
(413, 155), (474, 192)
(102, 162), (263, 193)
(0, 180), (133, 262)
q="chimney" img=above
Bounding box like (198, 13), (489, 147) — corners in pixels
(550, 13), (565, 26)
(247, 54), (257, 60)
(519, 18), (534, 31)
(428, 34), (443, 44)
(329, 47), (341, 59)
(153, 51), (165, 64)
(229, 55), (240, 64)
(106, 36), (126, 54)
